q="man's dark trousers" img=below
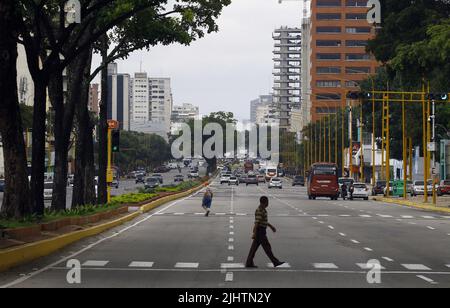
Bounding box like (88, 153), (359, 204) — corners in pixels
(246, 227), (280, 266)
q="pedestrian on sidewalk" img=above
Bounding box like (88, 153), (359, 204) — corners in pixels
(246, 196), (285, 268)
(202, 187), (213, 217)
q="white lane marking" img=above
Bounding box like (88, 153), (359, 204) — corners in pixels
(328, 225), (335, 230)
(228, 245), (234, 251)
(339, 233), (347, 237)
(175, 263), (199, 269)
(318, 221), (324, 224)
(339, 215), (351, 217)
(225, 272), (234, 282)
(312, 217), (317, 220)
(357, 263), (386, 270)
(174, 213), (185, 215)
(236, 213), (246, 216)
(402, 264), (432, 271)
(129, 262), (154, 268)
(422, 216), (435, 219)
(195, 213), (205, 215)
(360, 215), (372, 218)
(229, 238), (234, 242)
(229, 231), (234, 235)
(221, 263), (245, 269)
(317, 215), (329, 217)
(267, 263), (291, 268)
(401, 216), (414, 219)
(382, 257), (394, 262)
(313, 263), (338, 269)
(364, 247), (373, 252)
(82, 260), (109, 267)
(351, 240), (360, 244)
(427, 226), (436, 230)
(377, 214), (393, 218)
(417, 275), (438, 285)
(227, 256), (234, 262)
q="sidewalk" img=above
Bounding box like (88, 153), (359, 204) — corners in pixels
(373, 196), (450, 214)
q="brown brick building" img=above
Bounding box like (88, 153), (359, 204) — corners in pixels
(309, 0), (378, 122)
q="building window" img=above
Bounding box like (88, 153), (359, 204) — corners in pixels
(316, 40), (342, 47)
(346, 0), (367, 7)
(317, 53), (341, 60)
(316, 107), (339, 114)
(346, 13), (367, 20)
(346, 40), (368, 47)
(346, 27), (371, 34)
(345, 80), (360, 87)
(346, 53), (371, 61)
(317, 26), (341, 34)
(317, 67), (341, 74)
(345, 67), (371, 74)
(316, 13), (341, 20)
(316, 80), (342, 88)
(316, 93), (342, 100)
(317, 0), (341, 6)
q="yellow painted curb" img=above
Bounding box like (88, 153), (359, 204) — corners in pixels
(375, 197), (450, 214)
(0, 181), (208, 273)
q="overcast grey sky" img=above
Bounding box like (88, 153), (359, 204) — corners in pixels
(95, 0), (303, 120)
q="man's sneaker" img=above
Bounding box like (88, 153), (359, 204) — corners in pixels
(205, 210), (210, 217)
(273, 261), (285, 268)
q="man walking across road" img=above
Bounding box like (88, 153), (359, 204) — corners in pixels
(246, 196), (285, 268)
(202, 188), (213, 217)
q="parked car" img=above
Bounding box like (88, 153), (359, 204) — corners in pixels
(44, 182), (53, 200)
(0, 179), (5, 192)
(246, 174), (259, 186)
(372, 180), (387, 196)
(174, 175), (184, 183)
(228, 176), (239, 186)
(135, 173), (145, 184)
(268, 178), (282, 189)
(439, 180), (450, 195)
(145, 177), (160, 189)
(292, 175), (305, 186)
(351, 183), (370, 200)
(152, 174), (164, 184)
(220, 173), (231, 184)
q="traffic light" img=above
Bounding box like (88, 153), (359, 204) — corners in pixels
(112, 130), (120, 152)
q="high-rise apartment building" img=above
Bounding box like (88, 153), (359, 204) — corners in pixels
(250, 95), (273, 123)
(272, 27), (302, 130)
(308, 0), (378, 122)
(172, 103), (199, 123)
(107, 63), (131, 131)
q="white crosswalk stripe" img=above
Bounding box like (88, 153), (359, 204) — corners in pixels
(402, 264), (431, 271)
(313, 263), (338, 269)
(356, 263), (385, 270)
(129, 262), (154, 268)
(267, 263), (291, 268)
(221, 263), (245, 269)
(175, 263), (199, 269)
(82, 260), (109, 267)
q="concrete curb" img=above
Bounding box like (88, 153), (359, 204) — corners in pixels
(0, 181), (209, 273)
(374, 197), (450, 214)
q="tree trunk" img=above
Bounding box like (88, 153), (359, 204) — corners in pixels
(97, 35), (109, 204)
(0, 0), (32, 218)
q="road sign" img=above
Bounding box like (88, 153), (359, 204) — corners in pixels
(427, 142), (436, 152)
(108, 120), (119, 130)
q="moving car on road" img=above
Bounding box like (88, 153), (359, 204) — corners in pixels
(152, 174), (164, 184)
(145, 177), (160, 189)
(292, 175), (305, 186)
(265, 167), (278, 181)
(307, 163), (339, 200)
(228, 176), (239, 186)
(268, 178), (283, 189)
(350, 183), (370, 200)
(174, 175), (184, 183)
(220, 173), (231, 184)
(246, 174), (259, 186)
(257, 174), (266, 183)
(372, 180), (386, 196)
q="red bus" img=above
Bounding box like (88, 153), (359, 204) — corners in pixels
(307, 163), (339, 200)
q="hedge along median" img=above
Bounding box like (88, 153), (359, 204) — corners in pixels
(0, 178), (211, 273)
(374, 197), (450, 214)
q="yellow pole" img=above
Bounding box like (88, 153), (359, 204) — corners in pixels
(328, 115), (331, 162)
(107, 128), (112, 203)
(422, 84), (428, 203)
(360, 98), (364, 182)
(335, 111), (338, 164)
(372, 85), (376, 186)
(319, 118), (322, 162)
(402, 94), (407, 199)
(349, 100), (353, 179)
(408, 137), (413, 181)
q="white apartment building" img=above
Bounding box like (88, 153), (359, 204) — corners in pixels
(255, 105), (279, 125)
(300, 16), (312, 129)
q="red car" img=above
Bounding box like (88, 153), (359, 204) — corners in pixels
(439, 180), (450, 195)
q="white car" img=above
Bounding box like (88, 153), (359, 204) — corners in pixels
(220, 173), (231, 184)
(268, 178), (283, 189)
(228, 176), (239, 186)
(44, 182), (53, 200)
(351, 183), (370, 200)
(189, 171), (199, 179)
